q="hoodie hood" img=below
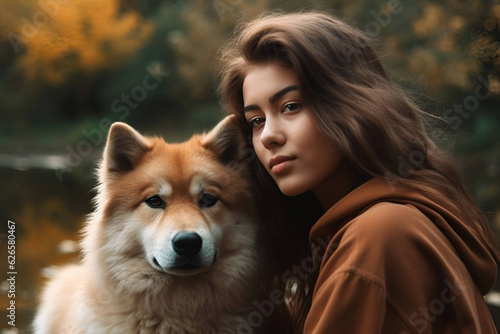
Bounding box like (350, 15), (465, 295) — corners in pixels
(309, 177), (498, 295)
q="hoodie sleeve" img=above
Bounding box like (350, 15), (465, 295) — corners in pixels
(303, 269), (386, 334)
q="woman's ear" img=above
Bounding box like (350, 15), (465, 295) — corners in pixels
(103, 122), (152, 174)
(201, 115), (245, 164)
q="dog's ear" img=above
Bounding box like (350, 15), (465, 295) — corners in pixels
(201, 115), (245, 164)
(103, 122), (151, 173)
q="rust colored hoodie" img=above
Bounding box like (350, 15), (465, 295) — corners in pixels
(303, 178), (498, 333)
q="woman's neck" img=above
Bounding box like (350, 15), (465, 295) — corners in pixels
(312, 163), (364, 210)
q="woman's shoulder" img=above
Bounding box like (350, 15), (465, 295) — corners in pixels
(318, 201), (455, 285)
(323, 201), (447, 263)
(348, 201), (435, 241)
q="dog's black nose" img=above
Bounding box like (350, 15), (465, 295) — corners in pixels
(172, 232), (203, 257)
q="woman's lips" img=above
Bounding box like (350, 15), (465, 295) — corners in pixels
(269, 156), (296, 174)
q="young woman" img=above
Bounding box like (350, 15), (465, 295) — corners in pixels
(217, 11), (499, 334)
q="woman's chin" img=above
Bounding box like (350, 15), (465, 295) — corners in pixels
(277, 183), (308, 198)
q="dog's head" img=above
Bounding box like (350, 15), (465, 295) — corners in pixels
(85, 116), (259, 292)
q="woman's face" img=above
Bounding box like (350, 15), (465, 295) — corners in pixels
(242, 64), (348, 199)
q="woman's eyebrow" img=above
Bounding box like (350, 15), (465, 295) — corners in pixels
(269, 85), (299, 104)
(243, 85), (299, 113)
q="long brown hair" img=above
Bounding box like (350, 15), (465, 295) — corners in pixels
(217, 11), (500, 333)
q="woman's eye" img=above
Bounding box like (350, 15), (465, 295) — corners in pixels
(145, 195), (166, 209)
(199, 193), (219, 208)
(248, 117), (265, 128)
(282, 103), (300, 113)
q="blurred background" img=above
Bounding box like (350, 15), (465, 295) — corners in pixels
(0, 0), (499, 332)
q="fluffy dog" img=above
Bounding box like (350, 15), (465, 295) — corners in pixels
(33, 116), (266, 333)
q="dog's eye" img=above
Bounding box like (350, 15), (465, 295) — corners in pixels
(145, 195), (166, 209)
(199, 193), (218, 208)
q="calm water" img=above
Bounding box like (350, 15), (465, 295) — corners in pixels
(1, 161), (93, 333)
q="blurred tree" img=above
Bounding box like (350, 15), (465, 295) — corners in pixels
(0, 0), (156, 149)
(168, 0), (269, 99)
(6, 0), (153, 85)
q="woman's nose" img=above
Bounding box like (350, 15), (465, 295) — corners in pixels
(260, 117), (286, 149)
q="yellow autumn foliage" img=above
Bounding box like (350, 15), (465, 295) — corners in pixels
(7, 0), (153, 85)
